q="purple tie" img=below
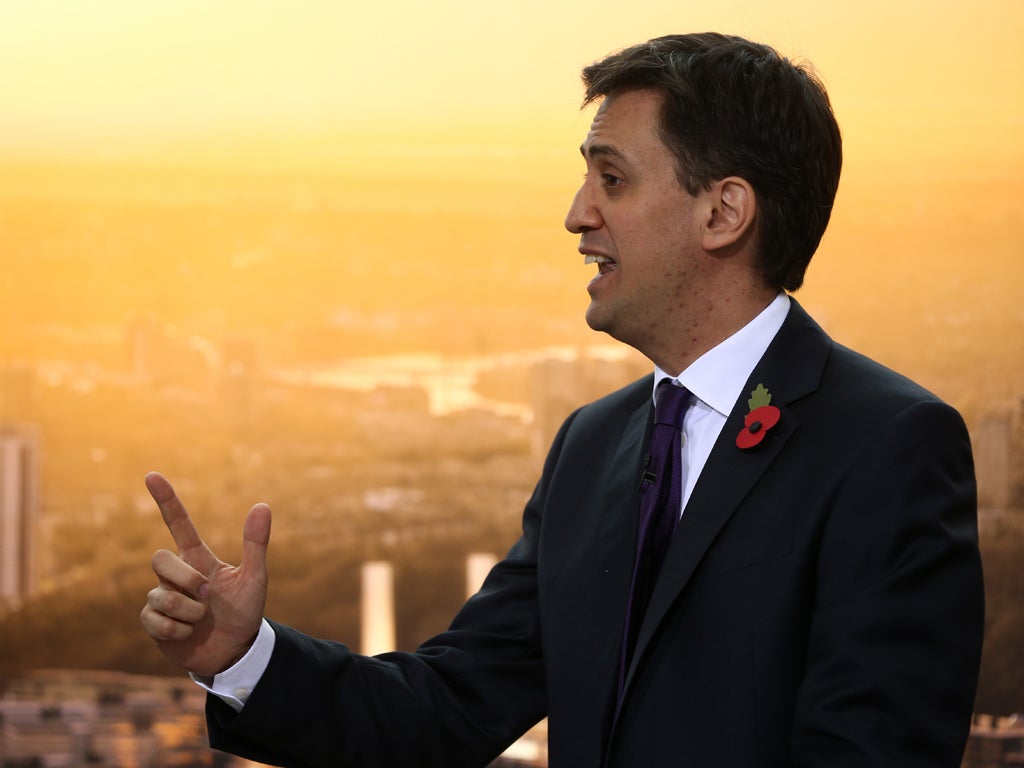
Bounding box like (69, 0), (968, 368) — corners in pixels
(619, 379), (691, 698)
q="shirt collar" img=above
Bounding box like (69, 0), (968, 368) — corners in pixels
(654, 293), (791, 417)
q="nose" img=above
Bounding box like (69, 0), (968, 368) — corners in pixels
(564, 183), (601, 234)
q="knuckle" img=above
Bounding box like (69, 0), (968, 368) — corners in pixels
(158, 590), (179, 614)
(160, 588), (189, 617)
(155, 614), (184, 642)
(148, 585), (207, 623)
(153, 623), (175, 642)
(146, 586), (168, 612)
(146, 586), (177, 615)
(140, 606), (174, 641)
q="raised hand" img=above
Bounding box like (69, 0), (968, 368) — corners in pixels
(140, 472), (272, 678)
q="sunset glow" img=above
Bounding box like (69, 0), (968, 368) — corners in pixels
(0, 0), (1021, 408)
(1, 2), (1022, 745)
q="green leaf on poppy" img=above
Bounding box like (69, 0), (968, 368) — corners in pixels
(747, 383), (772, 411)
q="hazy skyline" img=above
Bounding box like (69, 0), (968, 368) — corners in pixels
(1, 8), (1022, 754)
(1, 1), (1021, 406)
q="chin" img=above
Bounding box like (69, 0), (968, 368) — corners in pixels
(585, 306), (626, 344)
(584, 305), (607, 334)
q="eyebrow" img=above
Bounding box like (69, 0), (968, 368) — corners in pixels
(579, 142), (628, 163)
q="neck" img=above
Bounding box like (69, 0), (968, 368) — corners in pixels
(647, 284), (778, 377)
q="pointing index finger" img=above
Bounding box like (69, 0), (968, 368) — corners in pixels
(145, 472), (216, 571)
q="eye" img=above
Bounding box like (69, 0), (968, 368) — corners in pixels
(602, 173), (623, 189)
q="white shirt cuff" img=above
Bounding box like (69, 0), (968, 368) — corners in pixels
(189, 618), (275, 712)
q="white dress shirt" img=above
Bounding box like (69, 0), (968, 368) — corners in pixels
(656, 292), (790, 517)
(198, 293), (792, 710)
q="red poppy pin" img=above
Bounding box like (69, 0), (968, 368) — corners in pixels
(736, 383), (781, 449)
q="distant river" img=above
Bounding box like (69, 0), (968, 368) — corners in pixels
(273, 345), (629, 420)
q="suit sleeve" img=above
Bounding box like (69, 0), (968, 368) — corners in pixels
(201, 412), (581, 768)
(791, 399), (984, 766)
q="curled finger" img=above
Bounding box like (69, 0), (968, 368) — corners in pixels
(140, 603), (198, 643)
(147, 584), (209, 624)
(151, 548), (208, 599)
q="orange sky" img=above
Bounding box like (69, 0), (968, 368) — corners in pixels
(0, 0), (1021, 176)
(1, 0), (1022, 407)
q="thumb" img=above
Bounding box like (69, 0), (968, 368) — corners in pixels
(240, 502), (272, 580)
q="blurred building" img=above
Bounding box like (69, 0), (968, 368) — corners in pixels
(361, 560), (396, 655)
(219, 336), (261, 430)
(0, 669), (211, 768)
(126, 317), (215, 390)
(0, 423), (39, 607)
(529, 351), (647, 465)
(964, 715), (1024, 767)
(974, 411), (1013, 510)
(0, 362), (35, 421)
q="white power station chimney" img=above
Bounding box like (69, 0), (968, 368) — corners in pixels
(361, 561), (396, 655)
(465, 552), (498, 599)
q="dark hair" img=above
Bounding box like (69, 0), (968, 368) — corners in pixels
(581, 33), (842, 291)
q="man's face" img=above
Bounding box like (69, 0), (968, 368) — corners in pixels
(565, 89), (710, 361)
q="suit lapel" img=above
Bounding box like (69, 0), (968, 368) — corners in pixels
(589, 390), (655, 715)
(622, 300), (832, 691)
(597, 392), (654, 578)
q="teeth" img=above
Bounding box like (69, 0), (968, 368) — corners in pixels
(585, 254), (613, 265)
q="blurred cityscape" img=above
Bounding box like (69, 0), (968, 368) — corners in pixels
(1, 160), (1022, 767)
(2, 305), (1023, 767)
(0, 303), (653, 767)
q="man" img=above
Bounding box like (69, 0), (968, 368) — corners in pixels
(141, 33), (984, 767)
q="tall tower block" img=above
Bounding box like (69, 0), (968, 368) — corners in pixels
(0, 426), (39, 605)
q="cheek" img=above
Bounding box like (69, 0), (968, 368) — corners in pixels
(612, 198), (698, 272)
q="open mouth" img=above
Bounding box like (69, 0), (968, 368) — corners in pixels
(584, 254), (616, 274)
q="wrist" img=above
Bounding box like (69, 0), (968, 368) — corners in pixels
(190, 620), (275, 713)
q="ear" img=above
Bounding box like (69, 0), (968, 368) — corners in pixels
(702, 177), (756, 252)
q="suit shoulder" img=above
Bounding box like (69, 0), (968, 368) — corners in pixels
(815, 342), (970, 443)
(783, 300), (953, 415)
(577, 374), (653, 419)
(550, 374), (652, 445)
(825, 341), (946, 408)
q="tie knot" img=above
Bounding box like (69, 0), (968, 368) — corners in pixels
(655, 380), (690, 428)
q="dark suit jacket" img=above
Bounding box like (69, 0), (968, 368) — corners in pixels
(206, 301), (984, 767)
